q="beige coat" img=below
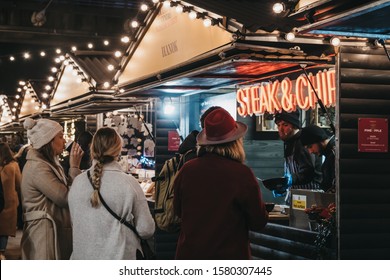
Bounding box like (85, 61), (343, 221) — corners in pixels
(0, 161), (22, 236)
(20, 149), (80, 260)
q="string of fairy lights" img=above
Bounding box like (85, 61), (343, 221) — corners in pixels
(1, 0), (226, 123)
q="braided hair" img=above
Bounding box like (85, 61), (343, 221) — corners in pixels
(89, 127), (122, 208)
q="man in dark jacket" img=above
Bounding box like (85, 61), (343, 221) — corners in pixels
(61, 131), (93, 174)
(273, 110), (322, 196)
(300, 125), (335, 192)
(177, 130), (199, 169)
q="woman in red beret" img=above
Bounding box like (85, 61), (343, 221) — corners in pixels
(173, 108), (268, 259)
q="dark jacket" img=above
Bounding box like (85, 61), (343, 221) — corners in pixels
(173, 153), (268, 259)
(320, 137), (336, 192)
(284, 131), (322, 189)
(177, 130), (198, 169)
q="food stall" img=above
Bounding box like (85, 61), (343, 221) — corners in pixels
(10, 0), (387, 260)
(107, 1), (339, 259)
(49, 51), (158, 192)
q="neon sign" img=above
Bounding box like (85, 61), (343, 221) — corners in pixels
(237, 69), (336, 117)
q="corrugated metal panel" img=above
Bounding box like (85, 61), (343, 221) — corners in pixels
(338, 46), (390, 260)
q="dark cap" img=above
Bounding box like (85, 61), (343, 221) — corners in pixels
(300, 125), (329, 146)
(274, 110), (301, 128)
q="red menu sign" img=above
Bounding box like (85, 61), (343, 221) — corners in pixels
(358, 118), (388, 153)
(168, 130), (181, 151)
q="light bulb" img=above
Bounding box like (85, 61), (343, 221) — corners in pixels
(273, 3), (285, 14)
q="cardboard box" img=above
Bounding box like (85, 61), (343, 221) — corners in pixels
(289, 189), (335, 230)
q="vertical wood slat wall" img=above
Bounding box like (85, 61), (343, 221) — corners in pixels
(338, 46), (390, 259)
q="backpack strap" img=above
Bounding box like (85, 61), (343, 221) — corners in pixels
(177, 148), (196, 170)
(86, 170), (141, 239)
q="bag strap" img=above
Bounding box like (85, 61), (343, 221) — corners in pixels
(86, 170), (141, 239)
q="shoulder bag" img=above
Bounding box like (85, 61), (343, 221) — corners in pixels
(87, 170), (155, 260)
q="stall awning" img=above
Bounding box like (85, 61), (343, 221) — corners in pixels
(115, 3), (334, 98)
(50, 93), (153, 115)
(50, 51), (121, 112)
(17, 82), (44, 120)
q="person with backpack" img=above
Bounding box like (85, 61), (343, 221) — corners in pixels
(173, 108), (269, 259)
(0, 142), (22, 260)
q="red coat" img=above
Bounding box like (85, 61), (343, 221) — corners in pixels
(173, 153), (268, 259)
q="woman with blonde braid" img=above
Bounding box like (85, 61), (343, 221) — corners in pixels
(68, 127), (155, 259)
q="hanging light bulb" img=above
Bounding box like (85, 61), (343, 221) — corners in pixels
(140, 4), (148, 11)
(121, 36), (130, 43)
(189, 11), (197, 20)
(285, 32), (296, 41)
(176, 5), (183, 13)
(330, 37), (341, 46)
(131, 20), (139, 28)
(273, 1), (298, 16)
(273, 3), (285, 14)
(163, 98), (175, 115)
(203, 18), (212, 27)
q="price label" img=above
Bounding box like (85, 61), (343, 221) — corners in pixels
(292, 194), (307, 211)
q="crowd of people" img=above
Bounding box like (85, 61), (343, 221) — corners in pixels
(0, 107), (335, 260)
